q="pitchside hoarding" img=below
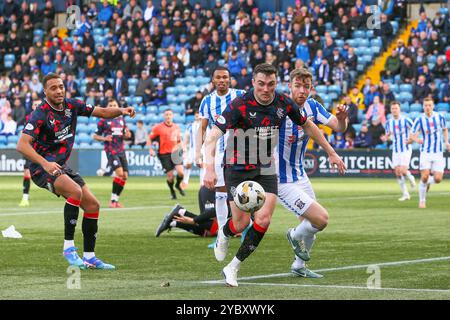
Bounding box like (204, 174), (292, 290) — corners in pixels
(0, 149), (448, 177)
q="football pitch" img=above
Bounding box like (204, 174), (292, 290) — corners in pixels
(1, 176), (450, 300)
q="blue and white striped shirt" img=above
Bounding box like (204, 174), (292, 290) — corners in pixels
(185, 120), (201, 153)
(412, 112), (446, 154)
(277, 98), (332, 183)
(199, 88), (245, 153)
(384, 116), (414, 153)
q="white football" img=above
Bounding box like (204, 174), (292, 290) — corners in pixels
(232, 181), (266, 213)
(96, 168), (105, 176)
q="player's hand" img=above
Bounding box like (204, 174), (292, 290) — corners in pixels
(195, 153), (203, 168)
(104, 135), (113, 142)
(122, 107), (136, 118)
(335, 104), (349, 121)
(173, 215), (195, 225)
(43, 161), (63, 177)
(203, 169), (217, 190)
(328, 152), (346, 175)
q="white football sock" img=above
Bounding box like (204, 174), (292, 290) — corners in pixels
(111, 193), (118, 202)
(406, 171), (415, 183)
(292, 256), (305, 269)
(292, 219), (319, 241)
(427, 176), (435, 185)
(178, 208), (186, 216)
(397, 176), (408, 196)
(215, 192), (228, 229)
(22, 194), (29, 200)
(228, 256), (241, 270)
(170, 221), (177, 227)
(183, 168), (191, 184)
(419, 181), (427, 202)
(83, 252), (95, 260)
(63, 240), (75, 250)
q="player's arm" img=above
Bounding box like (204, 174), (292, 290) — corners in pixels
(16, 134), (62, 176)
(326, 104), (348, 133)
(408, 120), (423, 144)
(92, 119), (112, 142)
(91, 106), (136, 119)
(203, 125), (223, 189)
(443, 127), (450, 151)
(147, 130), (158, 156)
(302, 119), (346, 175)
(195, 118), (209, 167)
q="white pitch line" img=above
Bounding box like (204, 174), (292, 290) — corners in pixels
(237, 282), (450, 294)
(200, 256), (450, 284)
(0, 205), (173, 217)
(319, 191), (450, 202)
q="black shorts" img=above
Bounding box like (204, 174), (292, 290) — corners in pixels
(23, 158), (31, 170)
(224, 167), (278, 201)
(31, 165), (85, 196)
(107, 153), (129, 172)
(158, 150), (183, 173)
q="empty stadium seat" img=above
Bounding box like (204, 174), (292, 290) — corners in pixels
(400, 103), (410, 113)
(370, 38), (382, 47)
(399, 84), (413, 93)
(353, 30), (365, 38)
(195, 69), (205, 77)
(328, 85), (341, 94)
(184, 69), (196, 77)
(7, 136), (19, 144)
(133, 96), (143, 105)
(315, 85), (327, 94)
(146, 106), (158, 114)
(408, 112), (420, 120)
(128, 78), (139, 86)
(0, 136), (7, 145)
(437, 103), (449, 112)
(409, 103), (422, 112)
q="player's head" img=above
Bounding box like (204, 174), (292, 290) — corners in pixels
(423, 97), (434, 115)
(390, 101), (401, 118)
(43, 72), (65, 105)
(288, 68), (313, 106)
(163, 109), (174, 124)
(211, 66), (231, 94)
(107, 98), (120, 109)
(252, 63), (278, 105)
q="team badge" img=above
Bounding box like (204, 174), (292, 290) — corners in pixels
(217, 115), (226, 125)
(276, 108), (284, 119)
(295, 199), (306, 210)
(25, 123), (34, 131)
(65, 109), (72, 118)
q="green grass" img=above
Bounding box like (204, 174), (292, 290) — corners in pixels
(1, 176), (450, 300)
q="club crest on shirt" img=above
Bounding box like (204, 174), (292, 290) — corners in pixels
(65, 109), (72, 118)
(276, 108), (284, 119)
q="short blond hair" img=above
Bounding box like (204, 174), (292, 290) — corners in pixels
(289, 68), (313, 83)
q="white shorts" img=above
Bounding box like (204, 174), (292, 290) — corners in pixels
(419, 152), (445, 172)
(184, 148), (195, 165)
(277, 176), (316, 217)
(392, 149), (412, 168)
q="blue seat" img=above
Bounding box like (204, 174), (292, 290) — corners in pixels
(184, 69), (196, 77)
(167, 95), (177, 104)
(346, 39), (356, 47)
(436, 103), (449, 112)
(399, 84), (413, 93)
(177, 95), (189, 103)
(91, 142), (103, 149)
(390, 84), (399, 93)
(79, 142), (91, 148)
(135, 105), (146, 113)
(357, 64), (365, 72)
(77, 133), (91, 144)
(6, 142), (17, 148)
(408, 112), (420, 120)
(146, 106), (158, 114)
(325, 22), (333, 31)
(400, 102), (410, 113)
(370, 38), (382, 47)
(186, 77), (198, 86)
(33, 29), (44, 37)
(175, 78), (187, 86)
(88, 123), (98, 133)
(159, 105), (171, 112)
(93, 28), (103, 36)
(173, 115), (185, 123)
(195, 69), (205, 77)
(329, 31), (337, 39)
(328, 85), (341, 94)
(77, 124), (90, 134)
(353, 30), (365, 38)
(328, 92), (338, 100)
(128, 78), (138, 86)
(166, 87), (177, 95)
(409, 103), (422, 112)
(7, 135), (19, 144)
(366, 30), (374, 38)
(133, 96), (143, 105)
(357, 39), (369, 47)
(0, 136), (7, 145)
(4, 60), (14, 68)
(399, 92), (413, 103)
(315, 85), (327, 94)
(177, 86), (189, 95)
(128, 85), (136, 95)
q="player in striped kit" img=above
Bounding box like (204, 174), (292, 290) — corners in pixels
(277, 68), (347, 278)
(384, 101), (416, 201)
(196, 67), (245, 233)
(409, 98), (450, 209)
(182, 110), (201, 188)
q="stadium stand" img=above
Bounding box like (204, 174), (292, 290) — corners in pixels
(0, 0), (448, 150)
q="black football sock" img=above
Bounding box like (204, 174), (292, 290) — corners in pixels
(82, 212), (99, 253)
(235, 222), (268, 262)
(175, 175), (183, 189)
(64, 198), (80, 241)
(114, 177), (126, 196)
(183, 210), (197, 218)
(175, 222), (204, 236)
(167, 180), (175, 192)
(222, 218), (237, 237)
(23, 177), (30, 195)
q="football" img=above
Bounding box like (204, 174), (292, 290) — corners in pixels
(233, 181), (266, 213)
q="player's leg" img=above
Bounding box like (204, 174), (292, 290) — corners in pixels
(19, 168), (31, 206)
(182, 162), (192, 188)
(166, 169), (177, 199)
(396, 165), (410, 201)
(174, 164), (185, 196)
(222, 193), (276, 287)
(404, 149), (416, 188)
(79, 184), (115, 270)
(110, 166), (125, 207)
(53, 174), (84, 268)
(418, 153), (432, 208)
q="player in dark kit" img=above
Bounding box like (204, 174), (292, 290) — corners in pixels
(93, 98), (131, 208)
(16, 73), (136, 270)
(203, 64), (340, 286)
(19, 99), (42, 207)
(155, 186), (220, 237)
